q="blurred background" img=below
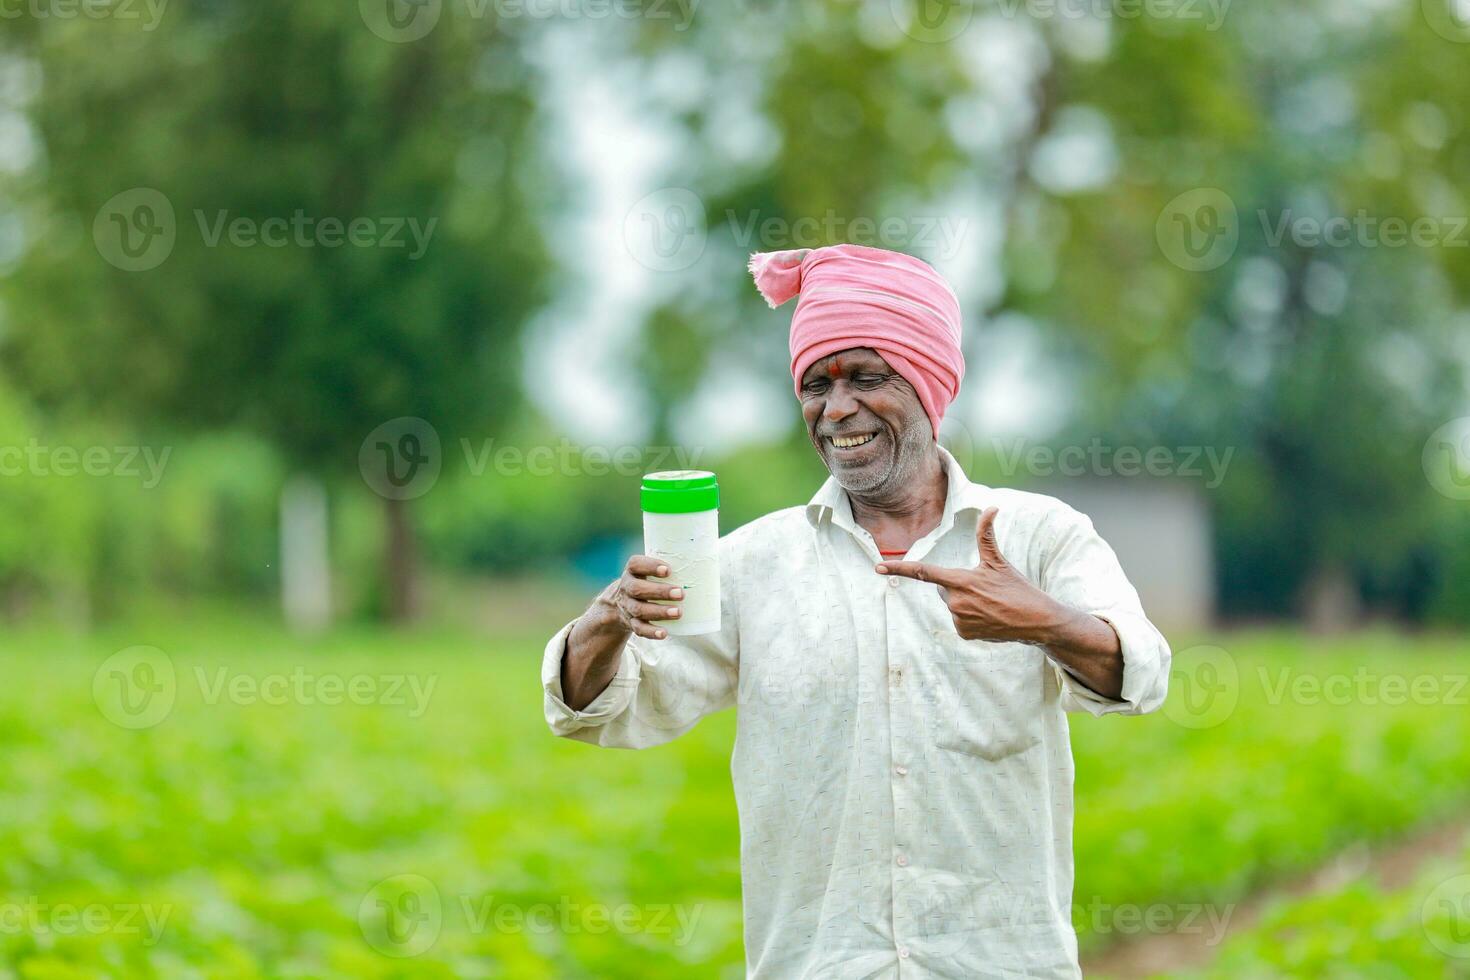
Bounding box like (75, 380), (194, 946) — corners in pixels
(1, 0), (1469, 976)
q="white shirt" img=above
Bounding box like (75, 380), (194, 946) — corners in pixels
(542, 446), (1171, 979)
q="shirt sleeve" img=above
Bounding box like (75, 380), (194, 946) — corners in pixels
(541, 549), (740, 750)
(1038, 505), (1171, 716)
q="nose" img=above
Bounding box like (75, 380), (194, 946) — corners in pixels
(822, 381), (859, 425)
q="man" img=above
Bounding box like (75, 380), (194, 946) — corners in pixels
(541, 243), (1171, 978)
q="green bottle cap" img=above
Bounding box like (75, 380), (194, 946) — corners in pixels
(641, 469), (719, 514)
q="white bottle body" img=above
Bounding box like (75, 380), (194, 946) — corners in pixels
(642, 509), (721, 635)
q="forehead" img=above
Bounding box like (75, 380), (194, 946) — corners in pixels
(801, 347), (891, 382)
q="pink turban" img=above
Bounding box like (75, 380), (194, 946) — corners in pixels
(748, 243), (965, 440)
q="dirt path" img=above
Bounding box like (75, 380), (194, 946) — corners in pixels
(1082, 815), (1470, 978)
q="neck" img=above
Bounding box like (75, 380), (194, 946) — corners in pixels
(846, 446), (947, 552)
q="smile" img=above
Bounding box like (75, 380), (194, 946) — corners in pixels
(828, 432), (877, 449)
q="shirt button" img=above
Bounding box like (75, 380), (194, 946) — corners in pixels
(898, 946), (911, 959)
(887, 576), (899, 589)
(895, 854), (909, 867)
(889, 666), (903, 688)
(894, 764), (908, 776)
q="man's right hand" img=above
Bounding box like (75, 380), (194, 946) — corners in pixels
(604, 555), (686, 640)
(560, 555), (684, 710)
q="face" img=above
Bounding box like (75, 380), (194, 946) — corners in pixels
(799, 346), (933, 494)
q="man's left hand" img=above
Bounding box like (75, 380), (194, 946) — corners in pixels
(875, 506), (1070, 645)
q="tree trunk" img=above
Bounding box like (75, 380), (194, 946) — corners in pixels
(384, 496), (419, 622)
(280, 476), (331, 632)
(1300, 562), (1359, 634)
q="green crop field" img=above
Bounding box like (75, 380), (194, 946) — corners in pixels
(1, 618), (1467, 977)
(1175, 835), (1470, 978)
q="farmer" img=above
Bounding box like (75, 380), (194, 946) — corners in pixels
(540, 243), (1171, 978)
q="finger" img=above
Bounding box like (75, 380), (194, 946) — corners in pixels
(976, 507), (1004, 564)
(627, 554), (672, 579)
(625, 577), (684, 601)
(874, 560), (964, 588)
(624, 598), (682, 622)
(629, 618), (669, 640)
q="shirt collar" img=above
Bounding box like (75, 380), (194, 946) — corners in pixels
(804, 443), (989, 532)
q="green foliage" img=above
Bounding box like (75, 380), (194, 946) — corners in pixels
(1175, 841), (1470, 979)
(1, 621), (1466, 975)
(0, 2), (555, 473)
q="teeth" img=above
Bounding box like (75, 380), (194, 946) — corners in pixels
(830, 432), (876, 448)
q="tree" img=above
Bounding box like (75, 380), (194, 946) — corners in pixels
(0, 2), (555, 620)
